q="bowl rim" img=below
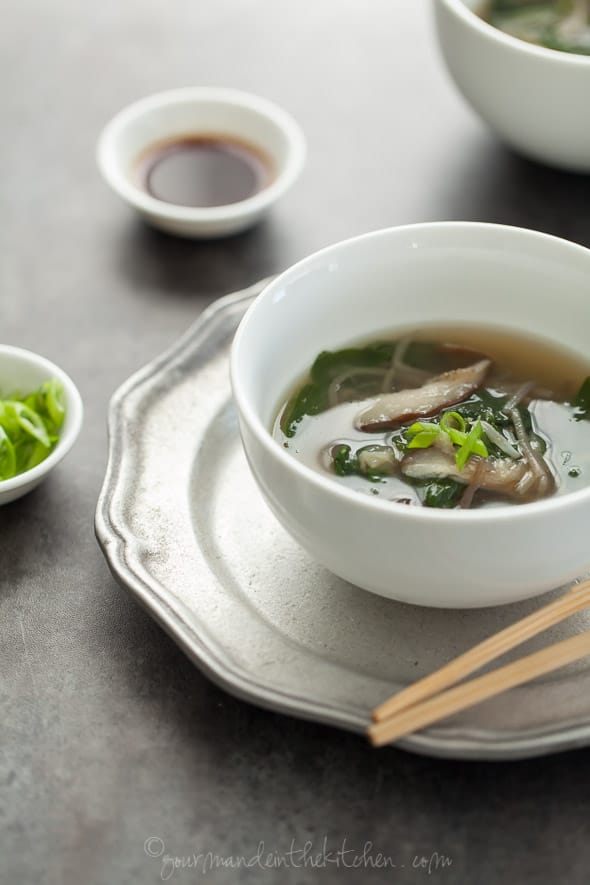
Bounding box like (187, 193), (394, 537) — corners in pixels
(231, 221), (590, 526)
(438, 0), (590, 67)
(0, 344), (84, 493)
(96, 86), (307, 222)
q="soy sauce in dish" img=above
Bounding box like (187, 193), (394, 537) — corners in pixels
(138, 136), (273, 208)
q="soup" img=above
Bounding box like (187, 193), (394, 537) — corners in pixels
(272, 326), (590, 510)
(480, 0), (590, 55)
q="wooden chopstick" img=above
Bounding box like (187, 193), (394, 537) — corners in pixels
(372, 578), (590, 725)
(368, 628), (590, 747)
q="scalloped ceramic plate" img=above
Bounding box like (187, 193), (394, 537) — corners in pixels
(95, 280), (590, 759)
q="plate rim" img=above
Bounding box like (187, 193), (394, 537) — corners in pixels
(95, 280), (590, 760)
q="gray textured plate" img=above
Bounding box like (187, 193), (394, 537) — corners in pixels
(96, 280), (590, 760)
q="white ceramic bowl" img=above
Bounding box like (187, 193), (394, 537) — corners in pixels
(434, 0), (590, 172)
(231, 222), (590, 608)
(97, 87), (306, 238)
(0, 346), (83, 505)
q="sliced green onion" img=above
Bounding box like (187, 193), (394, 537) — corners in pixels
(456, 420), (487, 471)
(23, 439), (52, 471)
(406, 421), (441, 436)
(0, 427), (16, 480)
(445, 427), (488, 457)
(407, 430), (441, 449)
(403, 410), (493, 466)
(440, 411), (466, 434)
(446, 427), (467, 447)
(406, 421), (441, 451)
(0, 379), (65, 482)
(40, 379), (66, 429)
(5, 401), (52, 447)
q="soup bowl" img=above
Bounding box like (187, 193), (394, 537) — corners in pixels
(231, 222), (590, 608)
(433, 0), (590, 172)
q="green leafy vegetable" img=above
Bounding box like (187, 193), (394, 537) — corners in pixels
(0, 379), (65, 481)
(280, 343), (396, 437)
(280, 381), (326, 437)
(418, 479), (464, 509)
(310, 344), (395, 385)
(331, 444), (358, 477)
(453, 389), (511, 425)
(573, 376), (590, 421)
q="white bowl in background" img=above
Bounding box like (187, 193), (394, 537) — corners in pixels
(0, 346), (83, 505)
(231, 222), (590, 608)
(433, 0), (590, 172)
(96, 87), (306, 238)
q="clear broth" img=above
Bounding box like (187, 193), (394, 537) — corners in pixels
(273, 325), (590, 509)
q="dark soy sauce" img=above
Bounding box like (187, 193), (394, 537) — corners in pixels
(139, 136), (273, 208)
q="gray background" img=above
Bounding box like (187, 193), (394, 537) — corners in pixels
(2, 1), (590, 883)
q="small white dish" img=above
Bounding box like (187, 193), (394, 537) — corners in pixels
(0, 345), (83, 505)
(434, 0), (590, 172)
(231, 222), (590, 609)
(96, 87), (306, 238)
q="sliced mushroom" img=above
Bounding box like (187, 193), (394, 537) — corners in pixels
(355, 359), (491, 431)
(401, 449), (554, 502)
(357, 446), (400, 476)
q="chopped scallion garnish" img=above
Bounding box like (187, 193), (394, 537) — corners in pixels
(405, 414), (488, 467)
(407, 429), (441, 449)
(0, 379), (65, 482)
(440, 411), (466, 434)
(456, 420), (486, 471)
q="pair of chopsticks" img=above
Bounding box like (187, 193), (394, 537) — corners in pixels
(367, 579), (590, 747)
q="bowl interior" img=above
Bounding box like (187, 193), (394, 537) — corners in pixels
(234, 224), (590, 431)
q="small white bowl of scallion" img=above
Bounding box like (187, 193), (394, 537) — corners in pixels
(0, 345), (83, 505)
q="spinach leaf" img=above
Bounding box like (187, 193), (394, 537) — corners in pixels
(573, 377), (590, 421)
(310, 343), (395, 384)
(280, 381), (327, 437)
(280, 343), (395, 437)
(454, 389), (510, 426)
(331, 444), (359, 477)
(417, 479), (464, 509)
